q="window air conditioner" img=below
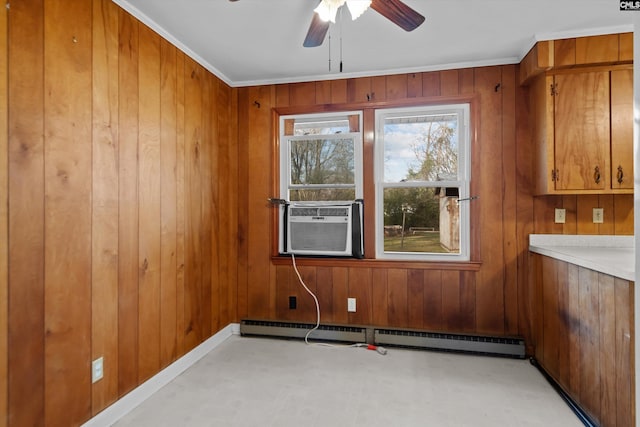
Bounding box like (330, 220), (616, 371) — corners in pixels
(280, 201), (363, 258)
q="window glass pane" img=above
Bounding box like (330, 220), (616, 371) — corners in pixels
(382, 187), (460, 254)
(293, 119), (350, 136)
(290, 188), (356, 202)
(290, 138), (355, 185)
(383, 113), (458, 183)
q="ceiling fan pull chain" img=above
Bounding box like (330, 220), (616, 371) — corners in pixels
(328, 31), (332, 71)
(339, 7), (344, 72)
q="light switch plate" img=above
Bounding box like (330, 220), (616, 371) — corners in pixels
(554, 208), (566, 224)
(593, 208), (604, 224)
(92, 357), (104, 383)
(347, 298), (356, 312)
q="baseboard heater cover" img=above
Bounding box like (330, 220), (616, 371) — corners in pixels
(374, 328), (526, 359)
(240, 319), (367, 343)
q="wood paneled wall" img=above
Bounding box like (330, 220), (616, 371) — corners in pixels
(6, 1), (238, 425)
(0, 3), (7, 427)
(237, 67), (537, 347)
(533, 254), (633, 426)
(534, 194), (634, 235)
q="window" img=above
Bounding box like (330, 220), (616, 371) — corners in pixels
(375, 104), (471, 261)
(279, 112), (363, 202)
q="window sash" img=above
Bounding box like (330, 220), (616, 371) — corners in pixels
(375, 104), (470, 261)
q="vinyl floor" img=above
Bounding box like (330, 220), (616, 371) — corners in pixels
(115, 335), (583, 427)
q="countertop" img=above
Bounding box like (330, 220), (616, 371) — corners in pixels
(529, 234), (635, 282)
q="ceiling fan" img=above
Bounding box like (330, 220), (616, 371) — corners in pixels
(303, 0), (425, 47)
(229, 0), (425, 48)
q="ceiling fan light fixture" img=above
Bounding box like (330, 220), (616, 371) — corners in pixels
(314, 0), (345, 23)
(346, 0), (371, 20)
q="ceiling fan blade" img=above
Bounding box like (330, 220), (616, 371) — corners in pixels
(370, 0), (425, 32)
(303, 12), (330, 47)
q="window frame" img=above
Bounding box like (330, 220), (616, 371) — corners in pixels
(374, 103), (472, 262)
(279, 111), (364, 202)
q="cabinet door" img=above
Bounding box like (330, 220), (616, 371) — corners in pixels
(610, 68), (633, 190)
(553, 72), (609, 191)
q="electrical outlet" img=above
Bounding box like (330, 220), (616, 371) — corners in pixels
(347, 298), (356, 312)
(288, 296), (297, 310)
(92, 357), (104, 383)
(554, 208), (566, 224)
(593, 208), (604, 224)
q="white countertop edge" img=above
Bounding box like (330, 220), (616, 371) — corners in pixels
(529, 234), (635, 281)
(529, 234), (633, 248)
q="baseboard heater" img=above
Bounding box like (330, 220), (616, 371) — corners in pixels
(240, 319), (525, 359)
(374, 328), (525, 359)
(240, 319), (367, 343)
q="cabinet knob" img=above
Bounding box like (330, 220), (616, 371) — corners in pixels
(593, 166), (601, 184)
(617, 165), (624, 184)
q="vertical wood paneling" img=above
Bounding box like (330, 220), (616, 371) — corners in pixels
(441, 270), (461, 330)
(567, 263), (581, 399)
(615, 279), (632, 427)
(422, 270), (443, 330)
(440, 70), (459, 96)
(0, 4), (7, 426)
(117, 9), (139, 396)
(160, 38), (178, 367)
(216, 83), (231, 327)
(347, 268), (372, 325)
(315, 81), (331, 104)
(8, 0), (45, 424)
(385, 74), (407, 100)
(137, 24), (162, 383)
(371, 76), (386, 102)
(43, 0), (93, 423)
(226, 87), (239, 323)
(387, 269), (408, 327)
(236, 88), (250, 320)
(407, 73), (422, 98)
(407, 269), (424, 329)
(245, 86), (274, 319)
(316, 267), (334, 323)
(535, 254), (633, 427)
(501, 65), (518, 335)
(91, 0), (119, 413)
(347, 77), (371, 103)
(614, 194), (634, 235)
(371, 269), (388, 326)
(474, 67), (504, 334)
(200, 72), (213, 338)
(275, 265), (292, 320)
(290, 82), (316, 106)
(175, 51), (186, 356)
(422, 72), (440, 97)
(556, 260), (570, 388)
(578, 267), (600, 418)
(7, 3), (236, 424)
(598, 274), (616, 427)
(330, 79), (347, 104)
(542, 257), (559, 378)
(515, 78), (534, 354)
(184, 58), (203, 351)
(332, 267), (349, 324)
(533, 194), (633, 235)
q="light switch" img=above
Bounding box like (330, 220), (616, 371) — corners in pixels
(593, 208), (604, 224)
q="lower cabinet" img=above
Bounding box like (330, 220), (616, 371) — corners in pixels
(532, 253), (634, 427)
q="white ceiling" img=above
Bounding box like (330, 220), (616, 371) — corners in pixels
(113, 0), (633, 87)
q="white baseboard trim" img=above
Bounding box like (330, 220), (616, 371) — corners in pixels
(82, 323), (240, 427)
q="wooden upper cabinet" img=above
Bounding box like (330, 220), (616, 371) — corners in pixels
(610, 68), (634, 190)
(530, 66), (633, 195)
(553, 71), (609, 191)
